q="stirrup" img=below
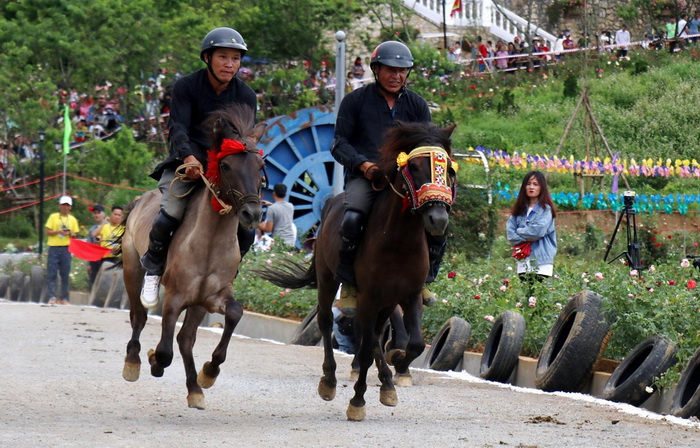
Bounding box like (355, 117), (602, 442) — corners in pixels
(421, 285), (437, 307)
(338, 283), (357, 317)
(140, 274), (161, 309)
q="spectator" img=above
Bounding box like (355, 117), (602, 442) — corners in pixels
(91, 205), (125, 272)
(554, 33), (565, 60)
(615, 24), (631, 59)
(689, 12), (700, 44)
(506, 171), (557, 283)
(507, 42), (519, 70)
(562, 30), (576, 52)
(88, 117), (106, 138)
(494, 41), (509, 70)
(259, 183), (296, 247)
(679, 13), (689, 40)
(666, 17), (680, 52)
(477, 36), (488, 72)
(86, 204), (106, 288)
(332, 302), (356, 354)
(74, 119), (88, 142)
(45, 196), (80, 305)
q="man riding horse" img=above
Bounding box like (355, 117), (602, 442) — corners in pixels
(140, 27), (258, 307)
(331, 40), (447, 312)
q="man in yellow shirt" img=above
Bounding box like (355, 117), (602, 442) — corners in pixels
(45, 195), (80, 305)
(91, 205), (124, 271)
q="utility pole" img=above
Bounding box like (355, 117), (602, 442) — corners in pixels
(332, 30), (346, 196)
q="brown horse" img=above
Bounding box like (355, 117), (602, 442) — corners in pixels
(120, 105), (267, 409)
(259, 121), (456, 421)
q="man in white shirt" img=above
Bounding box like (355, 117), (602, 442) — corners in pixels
(615, 24), (631, 58)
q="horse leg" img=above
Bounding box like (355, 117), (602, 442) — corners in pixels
(347, 311), (375, 421)
(177, 305), (208, 409)
(149, 293), (179, 377)
(392, 297), (426, 387)
(317, 282), (338, 401)
(198, 297), (242, 389)
(385, 306), (408, 366)
(123, 265), (147, 382)
(373, 308), (398, 407)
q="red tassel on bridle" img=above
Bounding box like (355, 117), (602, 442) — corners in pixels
(205, 138), (261, 213)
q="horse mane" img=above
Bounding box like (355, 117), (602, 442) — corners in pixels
(377, 121), (453, 176)
(204, 104), (256, 150)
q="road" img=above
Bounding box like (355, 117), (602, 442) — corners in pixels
(1, 301), (699, 448)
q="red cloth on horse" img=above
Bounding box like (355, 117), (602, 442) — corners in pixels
(68, 239), (112, 261)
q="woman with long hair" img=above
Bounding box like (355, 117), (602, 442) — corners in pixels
(506, 171), (557, 282)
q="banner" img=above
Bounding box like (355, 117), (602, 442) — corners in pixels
(63, 105), (72, 154)
(450, 0), (462, 17)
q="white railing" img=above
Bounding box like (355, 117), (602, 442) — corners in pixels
(404, 0), (556, 48)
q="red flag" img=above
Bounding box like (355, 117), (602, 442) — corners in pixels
(69, 239), (112, 261)
(450, 0), (462, 17)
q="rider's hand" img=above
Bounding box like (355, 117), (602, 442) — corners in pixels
(183, 155), (203, 180)
(360, 162), (379, 180)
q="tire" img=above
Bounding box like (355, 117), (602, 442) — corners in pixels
(89, 262), (116, 308)
(535, 290), (610, 392)
(290, 304), (322, 346)
(9, 271), (25, 301)
(601, 335), (677, 406)
(672, 345), (700, 418)
(424, 316), (471, 371)
(480, 310), (526, 382)
(20, 275), (30, 302)
(28, 266), (45, 302)
(0, 274), (9, 299)
(104, 270), (125, 308)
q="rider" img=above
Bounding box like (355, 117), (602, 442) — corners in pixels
(139, 27), (258, 308)
(330, 40), (447, 312)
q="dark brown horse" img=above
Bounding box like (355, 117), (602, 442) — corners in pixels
(259, 121), (456, 420)
(120, 105), (266, 409)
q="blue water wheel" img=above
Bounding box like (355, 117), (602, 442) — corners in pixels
(258, 105), (338, 240)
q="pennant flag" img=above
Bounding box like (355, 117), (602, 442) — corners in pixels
(450, 0), (463, 17)
(63, 105), (72, 154)
(69, 239), (111, 261)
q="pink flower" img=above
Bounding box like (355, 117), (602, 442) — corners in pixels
(516, 302), (522, 308)
(528, 296), (537, 308)
(594, 272), (604, 280)
(484, 315), (495, 323)
(279, 291), (285, 297)
(500, 285), (507, 292)
(630, 269), (639, 277)
(583, 278), (590, 283)
(648, 265), (656, 273)
(628, 293), (634, 298)
(689, 280), (697, 290)
(681, 259), (691, 268)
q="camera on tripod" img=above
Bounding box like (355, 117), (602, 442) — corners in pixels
(604, 190), (643, 270)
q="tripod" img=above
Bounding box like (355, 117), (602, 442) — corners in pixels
(604, 199), (642, 270)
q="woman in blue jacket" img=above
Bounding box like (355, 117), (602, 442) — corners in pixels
(506, 171), (557, 282)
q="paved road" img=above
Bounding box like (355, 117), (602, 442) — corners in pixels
(1, 301), (699, 448)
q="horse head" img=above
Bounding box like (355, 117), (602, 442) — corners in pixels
(204, 105), (268, 229)
(377, 122), (457, 236)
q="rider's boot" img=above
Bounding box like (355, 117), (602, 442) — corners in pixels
(140, 210), (180, 308)
(422, 232), (448, 307)
(334, 210), (364, 316)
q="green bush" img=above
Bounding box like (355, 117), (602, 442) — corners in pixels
(0, 214), (36, 239)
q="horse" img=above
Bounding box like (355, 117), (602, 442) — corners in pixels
(258, 121), (456, 421)
(119, 104), (267, 409)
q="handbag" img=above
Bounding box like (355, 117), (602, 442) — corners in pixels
(512, 242), (531, 260)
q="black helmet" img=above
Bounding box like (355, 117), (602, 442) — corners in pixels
(200, 27), (247, 61)
(370, 41), (414, 69)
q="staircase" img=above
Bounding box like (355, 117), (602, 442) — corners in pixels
(403, 0), (556, 48)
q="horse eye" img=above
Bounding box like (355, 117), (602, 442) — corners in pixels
(220, 163), (231, 172)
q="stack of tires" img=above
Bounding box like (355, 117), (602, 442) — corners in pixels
(89, 262), (128, 309)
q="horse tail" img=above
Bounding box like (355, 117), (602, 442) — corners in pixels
(255, 257), (317, 290)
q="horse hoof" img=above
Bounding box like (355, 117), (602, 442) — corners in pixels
(380, 389), (398, 407)
(122, 362), (141, 382)
(395, 373), (413, 387)
(349, 369), (359, 382)
(346, 404), (366, 421)
(385, 349), (405, 366)
(187, 392), (206, 410)
(197, 369), (217, 389)
(318, 380), (336, 401)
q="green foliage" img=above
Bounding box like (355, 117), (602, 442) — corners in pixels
(0, 214), (36, 239)
(563, 73), (580, 98)
(497, 89), (518, 115)
(448, 186), (497, 260)
(617, 3), (641, 22)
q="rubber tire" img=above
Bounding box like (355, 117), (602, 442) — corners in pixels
(0, 274), (9, 299)
(20, 275), (31, 302)
(480, 310), (526, 382)
(89, 262), (116, 308)
(672, 345), (700, 418)
(28, 266), (45, 302)
(104, 270), (125, 308)
(601, 335), (677, 406)
(424, 316), (471, 371)
(9, 271), (25, 301)
(290, 304), (322, 346)
(535, 290), (611, 392)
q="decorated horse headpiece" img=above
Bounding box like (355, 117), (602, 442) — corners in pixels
(205, 138), (265, 213)
(396, 146), (458, 212)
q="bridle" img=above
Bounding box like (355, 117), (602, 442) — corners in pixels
(393, 146), (459, 212)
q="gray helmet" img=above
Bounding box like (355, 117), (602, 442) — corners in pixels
(370, 41), (414, 69)
(200, 27), (248, 61)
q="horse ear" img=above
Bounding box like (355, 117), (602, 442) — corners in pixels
(250, 122), (268, 143)
(442, 123), (457, 137)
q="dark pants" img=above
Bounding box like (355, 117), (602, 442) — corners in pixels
(47, 246), (72, 300)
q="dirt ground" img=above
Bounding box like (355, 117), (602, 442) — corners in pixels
(2, 301), (700, 448)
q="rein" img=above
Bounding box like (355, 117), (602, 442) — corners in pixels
(172, 163), (234, 215)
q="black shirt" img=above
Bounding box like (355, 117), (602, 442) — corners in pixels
(331, 83), (430, 179)
(151, 68), (257, 180)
